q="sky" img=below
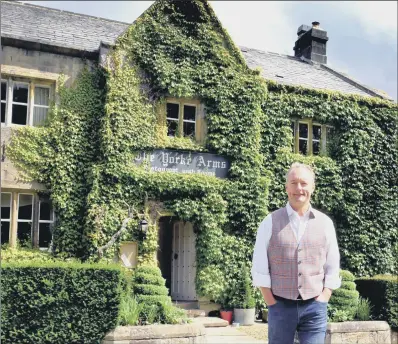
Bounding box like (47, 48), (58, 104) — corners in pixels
(24, 1), (398, 101)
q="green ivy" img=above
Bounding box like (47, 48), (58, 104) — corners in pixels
(7, 0), (397, 309)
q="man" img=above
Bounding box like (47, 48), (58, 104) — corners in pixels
(252, 162), (341, 344)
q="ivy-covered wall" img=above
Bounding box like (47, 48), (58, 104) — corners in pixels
(7, 0), (397, 304)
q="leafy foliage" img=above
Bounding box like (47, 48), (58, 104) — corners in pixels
(6, 0), (397, 313)
(328, 270), (359, 321)
(356, 275), (398, 327)
(132, 265), (187, 324)
(0, 262), (123, 343)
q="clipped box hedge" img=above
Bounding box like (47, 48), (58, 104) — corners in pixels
(356, 275), (398, 328)
(0, 261), (124, 344)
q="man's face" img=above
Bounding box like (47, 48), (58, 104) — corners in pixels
(285, 167), (315, 209)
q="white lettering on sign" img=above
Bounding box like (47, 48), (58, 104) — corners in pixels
(134, 149), (229, 178)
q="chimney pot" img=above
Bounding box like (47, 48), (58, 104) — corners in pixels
(312, 21), (320, 28)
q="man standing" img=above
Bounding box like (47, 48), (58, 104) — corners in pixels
(252, 162), (341, 344)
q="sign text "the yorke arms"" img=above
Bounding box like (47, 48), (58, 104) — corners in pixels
(134, 149), (230, 178)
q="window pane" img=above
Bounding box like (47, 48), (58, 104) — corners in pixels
(1, 82), (6, 101)
(167, 120), (178, 137)
(183, 121), (195, 137)
(12, 104), (28, 125)
(39, 200), (53, 221)
(33, 107), (48, 126)
(313, 125), (322, 141)
(166, 103), (179, 119)
(313, 141), (320, 155)
(1, 103), (5, 123)
(299, 139), (308, 155)
(1, 193), (11, 220)
(13, 84), (28, 103)
(17, 222), (31, 245)
(39, 223), (52, 248)
(183, 105), (196, 121)
(18, 194), (33, 220)
(34, 87), (49, 106)
(1, 222), (10, 245)
(299, 123), (308, 138)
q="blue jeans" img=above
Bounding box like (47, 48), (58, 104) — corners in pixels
(268, 296), (328, 344)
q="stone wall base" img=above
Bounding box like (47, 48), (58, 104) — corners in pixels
(102, 323), (206, 344)
(326, 321), (391, 344)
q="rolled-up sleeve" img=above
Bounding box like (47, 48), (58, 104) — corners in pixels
(251, 215), (273, 288)
(324, 218), (342, 290)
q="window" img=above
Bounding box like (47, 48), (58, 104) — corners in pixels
(0, 192), (54, 249)
(38, 199), (54, 249)
(33, 86), (50, 126)
(1, 80), (7, 124)
(1, 77), (52, 127)
(291, 119), (329, 156)
(17, 194), (33, 245)
(166, 100), (197, 138)
(1, 193), (11, 245)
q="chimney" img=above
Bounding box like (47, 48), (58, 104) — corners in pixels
(293, 21), (329, 64)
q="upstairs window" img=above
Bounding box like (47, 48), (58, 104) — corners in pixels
(166, 100), (197, 138)
(291, 119), (330, 156)
(12, 82), (29, 125)
(1, 81), (7, 124)
(1, 77), (52, 127)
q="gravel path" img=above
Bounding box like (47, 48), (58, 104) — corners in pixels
(237, 321), (268, 342)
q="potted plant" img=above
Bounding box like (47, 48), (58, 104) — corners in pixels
(219, 294), (233, 324)
(232, 267), (256, 326)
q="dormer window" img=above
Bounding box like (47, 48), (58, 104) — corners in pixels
(166, 100), (197, 138)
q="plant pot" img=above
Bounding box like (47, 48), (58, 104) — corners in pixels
(233, 308), (255, 326)
(261, 309), (268, 323)
(220, 310), (233, 324)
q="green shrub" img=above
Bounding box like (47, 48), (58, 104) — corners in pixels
(328, 269), (359, 322)
(132, 265), (187, 324)
(118, 293), (142, 326)
(0, 261), (123, 344)
(356, 275), (398, 328)
(230, 266), (256, 309)
(356, 297), (373, 321)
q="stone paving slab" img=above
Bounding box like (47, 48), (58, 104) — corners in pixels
(205, 326), (267, 344)
(192, 317), (229, 327)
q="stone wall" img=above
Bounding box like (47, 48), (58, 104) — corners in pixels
(326, 321), (391, 344)
(102, 323), (207, 344)
(1, 45), (92, 191)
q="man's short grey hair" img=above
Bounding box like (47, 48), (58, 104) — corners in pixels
(285, 162), (315, 184)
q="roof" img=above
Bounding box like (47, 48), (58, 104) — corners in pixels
(0, 1), (391, 100)
(240, 47), (389, 99)
(0, 1), (128, 52)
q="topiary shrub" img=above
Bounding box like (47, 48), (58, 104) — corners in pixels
(328, 269), (359, 322)
(132, 265), (186, 324)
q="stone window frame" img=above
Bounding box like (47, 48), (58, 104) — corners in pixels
(1, 76), (53, 127)
(165, 98), (199, 139)
(291, 119), (331, 156)
(0, 191), (55, 250)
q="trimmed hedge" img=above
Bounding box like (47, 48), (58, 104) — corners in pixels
(356, 275), (398, 328)
(0, 261), (123, 344)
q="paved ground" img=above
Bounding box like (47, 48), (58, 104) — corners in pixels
(205, 323), (268, 344)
